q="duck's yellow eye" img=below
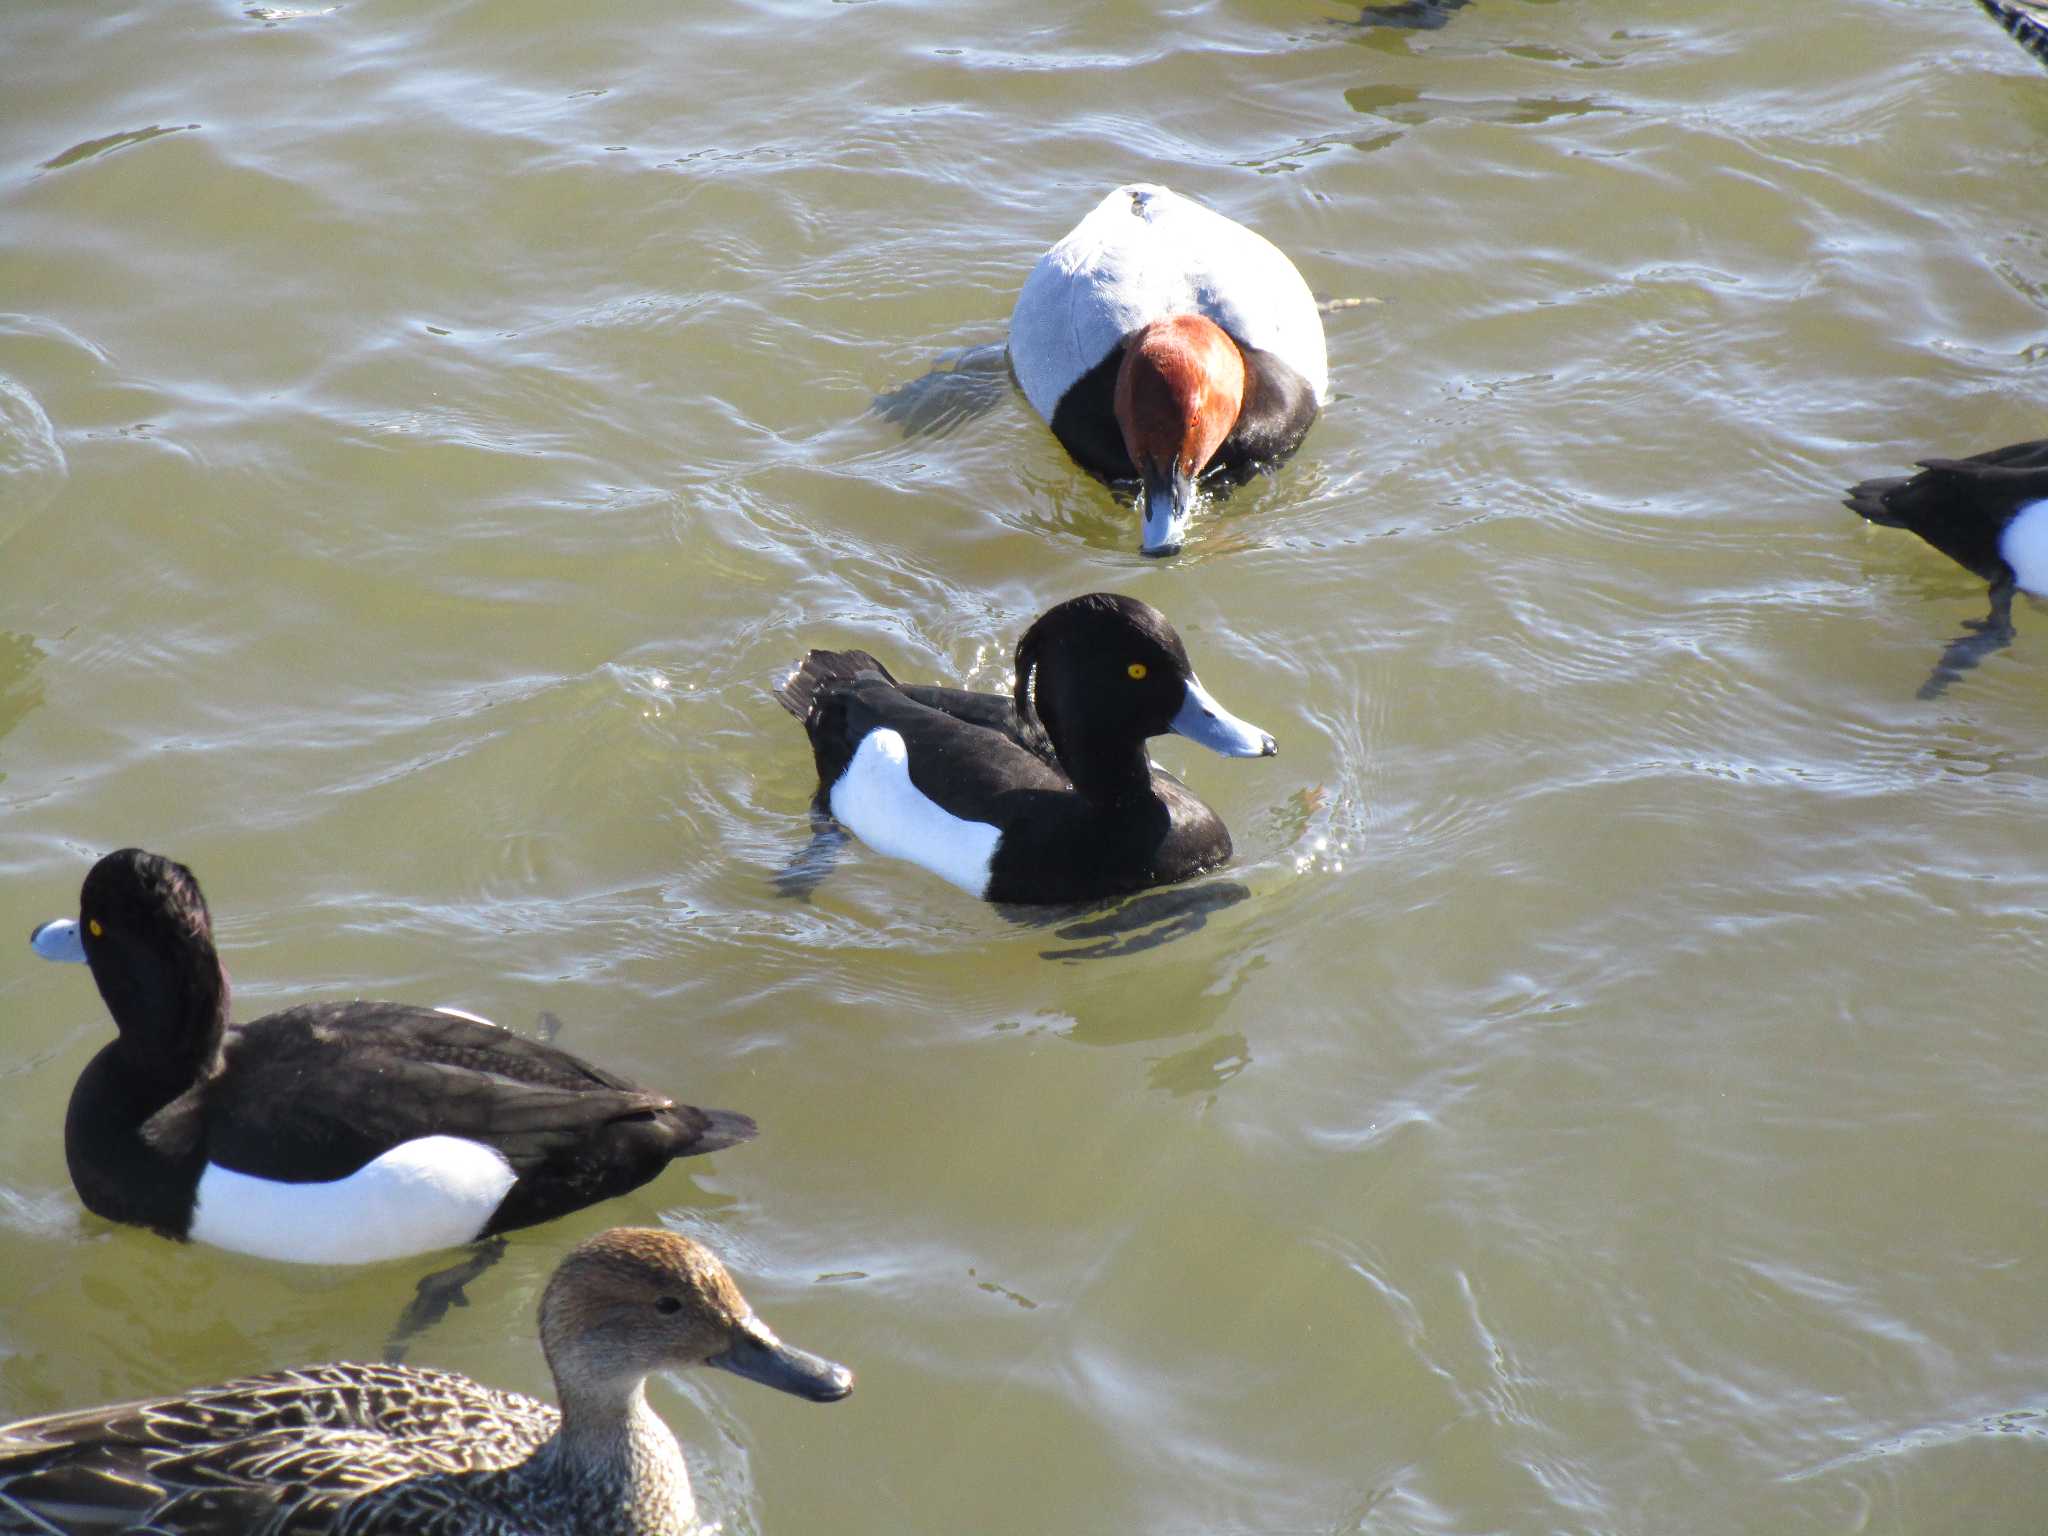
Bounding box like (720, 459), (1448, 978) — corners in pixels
(1127, 663), (1148, 680)
(88, 919), (103, 938)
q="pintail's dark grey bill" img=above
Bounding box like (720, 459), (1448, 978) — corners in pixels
(707, 1321), (853, 1403)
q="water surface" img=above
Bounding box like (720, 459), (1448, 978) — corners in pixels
(3, 2), (2046, 1532)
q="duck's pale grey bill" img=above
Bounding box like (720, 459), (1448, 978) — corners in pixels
(1170, 676), (1277, 758)
(29, 917), (86, 964)
(1140, 466), (1195, 557)
(707, 1319), (854, 1403)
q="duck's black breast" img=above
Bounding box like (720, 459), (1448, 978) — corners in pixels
(1221, 345), (1320, 478)
(63, 1044), (210, 1239)
(982, 771), (1233, 905)
(1046, 343), (1136, 482)
(1042, 334), (1320, 493)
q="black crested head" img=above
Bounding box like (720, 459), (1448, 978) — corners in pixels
(1012, 593), (1199, 800)
(75, 848), (230, 1072)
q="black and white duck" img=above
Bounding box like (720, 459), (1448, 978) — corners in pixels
(28, 848), (755, 1266)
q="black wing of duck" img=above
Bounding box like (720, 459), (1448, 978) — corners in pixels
(204, 1002), (752, 1232)
(1980, 0), (2048, 67)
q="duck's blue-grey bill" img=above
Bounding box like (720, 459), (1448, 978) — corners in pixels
(1169, 676), (1277, 758)
(1140, 468), (1193, 557)
(30, 918), (86, 964)
(707, 1321), (854, 1403)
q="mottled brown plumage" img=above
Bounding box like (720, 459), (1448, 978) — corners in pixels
(0, 1228), (852, 1535)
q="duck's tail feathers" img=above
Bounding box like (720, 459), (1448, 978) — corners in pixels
(775, 649), (897, 721)
(1844, 476), (1914, 527)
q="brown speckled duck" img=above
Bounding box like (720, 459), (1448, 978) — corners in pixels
(0, 1228), (852, 1535)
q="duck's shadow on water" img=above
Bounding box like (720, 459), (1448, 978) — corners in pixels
(1912, 583), (2019, 700)
(870, 343), (1012, 439)
(1003, 882), (1254, 962)
(772, 811), (850, 903)
(1351, 0), (1476, 27)
(773, 822), (1250, 961)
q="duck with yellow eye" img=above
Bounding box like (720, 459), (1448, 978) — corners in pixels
(775, 592), (1277, 904)
(27, 847), (756, 1274)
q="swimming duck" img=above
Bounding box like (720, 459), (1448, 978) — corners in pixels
(27, 848), (756, 1265)
(1978, 0), (2048, 68)
(0, 1226), (851, 1535)
(1844, 437), (2048, 693)
(1008, 183), (1328, 555)
(775, 592), (1277, 904)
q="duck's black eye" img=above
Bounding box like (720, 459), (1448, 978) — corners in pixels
(1126, 662), (1148, 681)
(655, 1295), (683, 1315)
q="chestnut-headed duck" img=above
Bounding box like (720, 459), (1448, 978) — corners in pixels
(1009, 184), (1327, 555)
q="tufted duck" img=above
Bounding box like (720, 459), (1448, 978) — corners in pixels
(28, 849), (755, 1264)
(775, 593), (1277, 904)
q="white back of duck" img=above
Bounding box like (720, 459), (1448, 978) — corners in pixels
(1009, 184), (1329, 423)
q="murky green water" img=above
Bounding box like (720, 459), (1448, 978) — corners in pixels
(4, 1), (2047, 1531)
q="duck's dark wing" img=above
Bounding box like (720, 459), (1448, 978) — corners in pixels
(1945, 437), (2048, 472)
(824, 675), (1069, 819)
(780, 649), (1055, 786)
(166, 1003), (753, 1191)
(893, 683), (1049, 756)
(0, 1365), (544, 1535)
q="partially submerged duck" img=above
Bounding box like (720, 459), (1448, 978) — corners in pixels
(776, 592), (1277, 904)
(1844, 437), (2048, 695)
(28, 848), (755, 1264)
(0, 1226), (851, 1535)
(1978, 0), (2048, 68)
(1009, 184), (1328, 555)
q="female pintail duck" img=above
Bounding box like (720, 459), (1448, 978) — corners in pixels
(776, 592), (1277, 904)
(1978, 0), (2048, 68)
(27, 848), (755, 1265)
(0, 1226), (851, 1535)
(1008, 183), (1328, 556)
(1844, 438), (2048, 692)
